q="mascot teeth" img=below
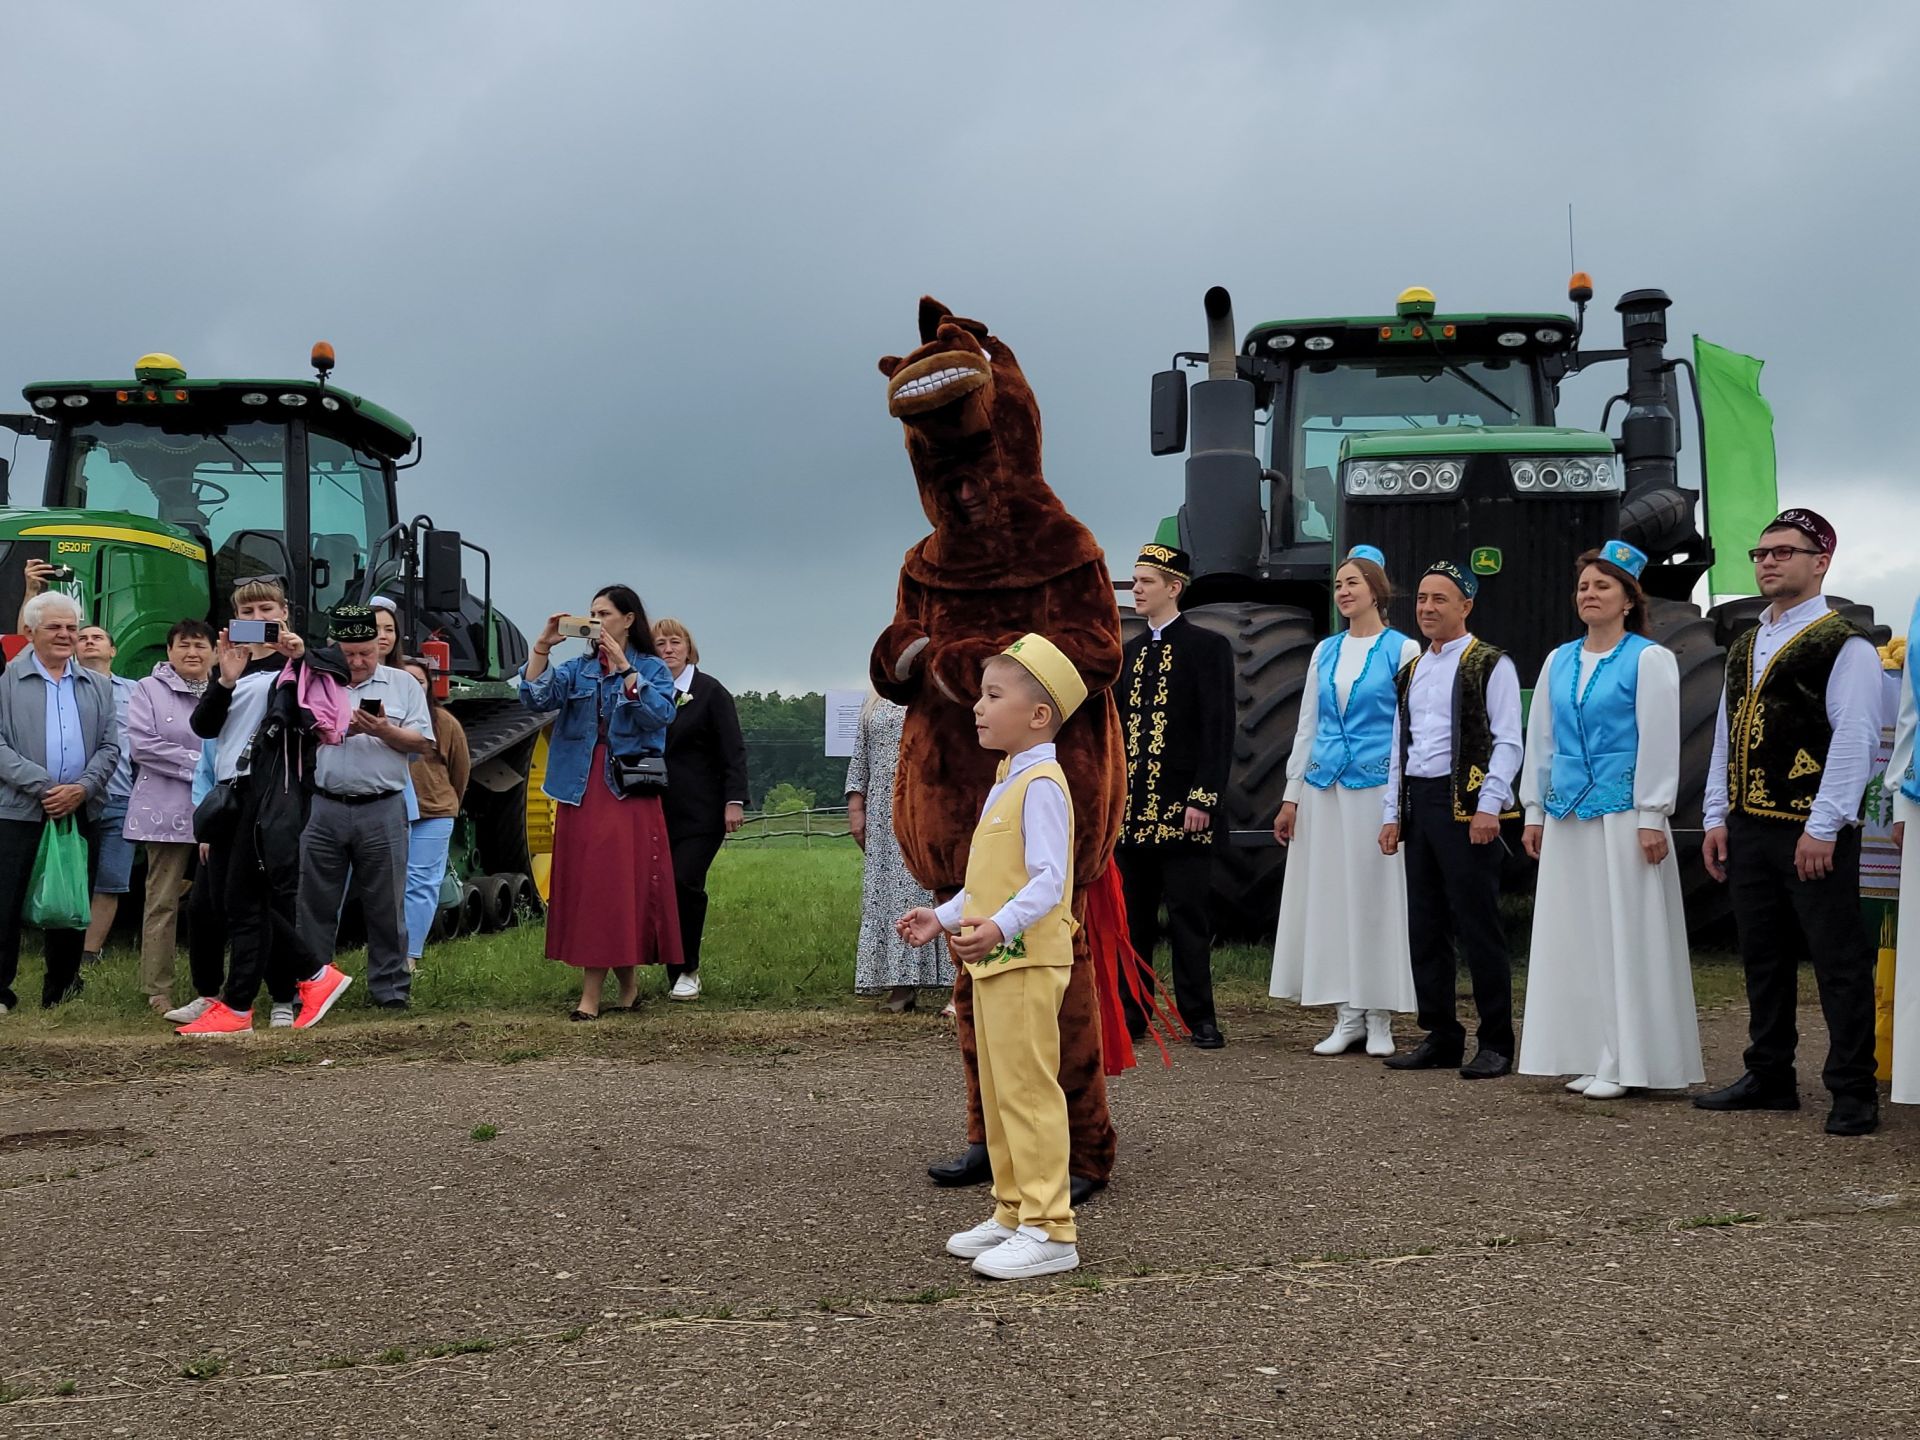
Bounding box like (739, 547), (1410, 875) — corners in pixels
(897, 366), (973, 399)
(885, 348), (992, 417)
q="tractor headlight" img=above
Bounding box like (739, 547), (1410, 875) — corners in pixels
(1508, 455), (1624, 494)
(1345, 456), (1467, 497)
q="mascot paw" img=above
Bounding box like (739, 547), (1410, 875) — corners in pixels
(895, 635), (930, 682)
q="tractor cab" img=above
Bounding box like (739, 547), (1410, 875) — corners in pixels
(1, 349), (515, 684)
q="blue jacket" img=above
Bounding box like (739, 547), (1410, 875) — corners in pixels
(519, 649), (677, 805)
(1542, 634), (1651, 821)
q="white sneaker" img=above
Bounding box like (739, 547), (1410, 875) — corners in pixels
(269, 1002), (297, 1029)
(1364, 1010), (1395, 1057)
(946, 1218), (1018, 1259)
(1583, 1079), (1627, 1100)
(669, 973), (701, 1002)
(0, 1002), (9, 1016)
(1566, 1075), (1597, 1093)
(163, 996), (215, 1025)
(1313, 1006), (1367, 1055)
(970, 1225), (1079, 1280)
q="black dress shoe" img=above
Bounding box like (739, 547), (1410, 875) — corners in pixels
(1692, 1073), (1800, 1112)
(1069, 1174), (1106, 1207)
(1382, 1037), (1464, 1071)
(1458, 1049), (1512, 1080)
(1826, 1094), (1880, 1136)
(1188, 1024), (1226, 1050)
(927, 1141), (991, 1187)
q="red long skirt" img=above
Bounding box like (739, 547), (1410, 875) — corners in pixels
(545, 743), (684, 970)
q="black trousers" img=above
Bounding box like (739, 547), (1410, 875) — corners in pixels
(1117, 844), (1218, 1033)
(1727, 816), (1877, 1099)
(217, 790), (316, 1013)
(1402, 777), (1513, 1056)
(0, 815), (99, 1010)
(185, 848), (229, 1000)
(668, 830), (724, 979)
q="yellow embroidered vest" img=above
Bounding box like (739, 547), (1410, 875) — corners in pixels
(957, 758), (1077, 977)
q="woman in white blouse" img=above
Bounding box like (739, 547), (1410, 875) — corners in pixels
(1270, 545), (1420, 1056)
(1518, 541), (1703, 1098)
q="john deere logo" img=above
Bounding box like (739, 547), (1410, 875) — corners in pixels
(1470, 546), (1503, 576)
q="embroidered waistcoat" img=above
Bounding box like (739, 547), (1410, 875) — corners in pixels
(1543, 634), (1651, 821)
(1305, 629), (1409, 791)
(1726, 610), (1856, 822)
(957, 758), (1076, 978)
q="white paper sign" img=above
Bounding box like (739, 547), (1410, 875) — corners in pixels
(824, 689), (866, 758)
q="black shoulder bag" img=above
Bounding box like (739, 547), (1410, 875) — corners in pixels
(610, 751), (669, 797)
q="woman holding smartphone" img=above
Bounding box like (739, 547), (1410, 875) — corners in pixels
(521, 586), (681, 1018)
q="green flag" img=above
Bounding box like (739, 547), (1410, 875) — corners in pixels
(1694, 336), (1778, 598)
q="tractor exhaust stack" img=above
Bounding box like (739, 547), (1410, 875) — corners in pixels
(1184, 286), (1265, 583)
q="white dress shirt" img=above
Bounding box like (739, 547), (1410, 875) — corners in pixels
(1703, 593), (1884, 841)
(673, 662), (696, 697)
(1382, 632), (1523, 823)
(933, 742), (1070, 943)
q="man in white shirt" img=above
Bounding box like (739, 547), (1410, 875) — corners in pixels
(1695, 509), (1883, 1136)
(297, 604), (434, 1010)
(1380, 562), (1523, 1079)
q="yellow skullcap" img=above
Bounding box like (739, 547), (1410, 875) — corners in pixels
(999, 633), (1088, 722)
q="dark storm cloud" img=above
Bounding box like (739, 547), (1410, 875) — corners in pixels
(4, 1), (1917, 685)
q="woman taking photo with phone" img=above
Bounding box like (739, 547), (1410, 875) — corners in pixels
(1517, 542), (1702, 1100)
(521, 585), (681, 1018)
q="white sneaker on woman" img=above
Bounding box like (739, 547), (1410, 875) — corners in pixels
(163, 996), (215, 1025)
(670, 974), (701, 1001)
(1313, 1006), (1367, 1055)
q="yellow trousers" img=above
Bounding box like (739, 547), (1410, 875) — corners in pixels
(973, 963), (1075, 1242)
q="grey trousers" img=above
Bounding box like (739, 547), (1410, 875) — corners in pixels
(299, 792), (410, 1004)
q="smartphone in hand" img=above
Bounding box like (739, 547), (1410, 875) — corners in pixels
(360, 698), (384, 716)
(229, 619), (281, 645)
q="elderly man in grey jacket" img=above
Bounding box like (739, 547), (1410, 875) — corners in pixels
(0, 591), (120, 1012)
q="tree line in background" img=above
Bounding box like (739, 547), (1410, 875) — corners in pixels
(734, 691), (849, 813)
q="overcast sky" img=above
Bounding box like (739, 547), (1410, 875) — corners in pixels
(4, 1), (1916, 689)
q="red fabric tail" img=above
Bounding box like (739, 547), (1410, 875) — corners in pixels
(1082, 859), (1184, 1074)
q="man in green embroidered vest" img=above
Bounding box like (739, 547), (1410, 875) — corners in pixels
(1696, 508), (1884, 1136)
(1380, 561), (1523, 1079)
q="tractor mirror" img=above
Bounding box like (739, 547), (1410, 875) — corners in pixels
(0, 457), (9, 506)
(1150, 369), (1189, 456)
(422, 528), (464, 611)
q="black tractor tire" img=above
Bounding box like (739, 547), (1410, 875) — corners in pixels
(1124, 602), (1320, 939)
(457, 882), (484, 939)
(1643, 598), (1733, 939)
(1708, 595), (1888, 649)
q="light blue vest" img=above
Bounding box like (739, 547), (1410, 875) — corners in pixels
(1903, 597), (1920, 803)
(1542, 633), (1652, 821)
(1304, 629), (1410, 791)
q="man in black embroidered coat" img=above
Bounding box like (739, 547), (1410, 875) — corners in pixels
(1116, 544), (1233, 1048)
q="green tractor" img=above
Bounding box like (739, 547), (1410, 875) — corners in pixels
(0, 347), (551, 936)
(1145, 281), (1881, 936)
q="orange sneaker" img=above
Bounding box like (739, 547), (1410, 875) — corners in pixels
(177, 999), (254, 1036)
(292, 965), (353, 1030)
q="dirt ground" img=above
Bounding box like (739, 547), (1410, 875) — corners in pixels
(3, 1001), (1918, 1439)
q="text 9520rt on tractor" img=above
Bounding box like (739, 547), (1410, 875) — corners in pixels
(1144, 281), (1883, 937)
(0, 346), (554, 937)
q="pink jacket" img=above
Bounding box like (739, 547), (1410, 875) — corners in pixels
(122, 663), (207, 844)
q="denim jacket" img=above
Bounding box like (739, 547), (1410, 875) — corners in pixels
(519, 649), (677, 805)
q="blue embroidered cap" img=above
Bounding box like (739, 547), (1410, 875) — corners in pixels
(1424, 559), (1478, 600)
(1599, 538), (1648, 579)
(1345, 544), (1387, 568)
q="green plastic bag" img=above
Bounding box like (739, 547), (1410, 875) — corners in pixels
(26, 817), (90, 931)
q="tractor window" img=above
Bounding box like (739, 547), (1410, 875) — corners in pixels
(307, 430), (393, 611)
(1287, 359), (1540, 538)
(60, 419), (290, 559)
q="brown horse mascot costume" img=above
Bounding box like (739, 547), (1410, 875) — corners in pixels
(872, 296), (1135, 1198)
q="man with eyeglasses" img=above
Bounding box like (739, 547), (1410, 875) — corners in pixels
(1696, 508), (1883, 1135)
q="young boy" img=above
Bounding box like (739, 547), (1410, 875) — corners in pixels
(899, 633), (1085, 1280)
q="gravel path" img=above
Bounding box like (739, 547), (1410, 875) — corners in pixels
(3, 1003), (1917, 1437)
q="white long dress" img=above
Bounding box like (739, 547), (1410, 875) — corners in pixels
(1269, 630), (1421, 1010)
(1517, 641), (1704, 1089)
(1888, 653), (1920, 1104)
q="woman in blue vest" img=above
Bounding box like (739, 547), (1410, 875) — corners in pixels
(1270, 546), (1420, 1055)
(1518, 541), (1702, 1098)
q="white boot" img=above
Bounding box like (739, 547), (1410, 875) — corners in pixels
(1566, 1075), (1596, 1093)
(1364, 1010), (1395, 1057)
(1313, 1006), (1367, 1055)
(1583, 1079), (1627, 1100)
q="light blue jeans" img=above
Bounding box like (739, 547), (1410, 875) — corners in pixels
(405, 817), (455, 959)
